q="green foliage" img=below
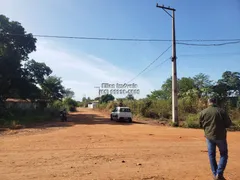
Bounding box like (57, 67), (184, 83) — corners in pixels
(23, 59), (52, 84)
(41, 76), (65, 101)
(147, 90), (168, 100)
(126, 94), (134, 100)
(96, 71), (240, 131)
(63, 88), (75, 99)
(161, 77), (172, 99)
(100, 94), (115, 104)
(178, 77), (195, 96)
(0, 107), (58, 128)
(63, 97), (78, 112)
(182, 114), (200, 128)
(193, 73), (213, 98)
(0, 14), (37, 103)
(237, 97), (240, 109)
(169, 121), (179, 127)
(51, 100), (65, 109)
(0, 14), (75, 119)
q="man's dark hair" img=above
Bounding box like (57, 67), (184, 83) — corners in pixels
(208, 97), (217, 104)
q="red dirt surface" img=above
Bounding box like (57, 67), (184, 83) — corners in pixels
(0, 108), (240, 180)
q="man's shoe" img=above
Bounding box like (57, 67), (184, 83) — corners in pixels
(216, 175), (226, 180)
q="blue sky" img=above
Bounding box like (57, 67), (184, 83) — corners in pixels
(1, 0), (240, 100)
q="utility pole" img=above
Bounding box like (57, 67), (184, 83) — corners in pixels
(156, 3), (178, 126)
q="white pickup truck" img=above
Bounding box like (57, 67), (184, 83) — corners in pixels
(110, 106), (133, 123)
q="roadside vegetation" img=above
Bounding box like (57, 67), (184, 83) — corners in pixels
(0, 15), (79, 129)
(95, 73), (240, 131)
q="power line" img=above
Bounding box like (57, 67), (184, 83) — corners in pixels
(177, 40), (240, 46)
(4, 33), (240, 43)
(126, 45), (172, 84)
(145, 57), (172, 74)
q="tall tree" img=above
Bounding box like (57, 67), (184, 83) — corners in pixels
(0, 14), (36, 102)
(100, 94), (115, 103)
(218, 71), (240, 96)
(41, 76), (65, 101)
(178, 77), (195, 96)
(193, 73), (213, 98)
(126, 94), (134, 100)
(147, 90), (169, 100)
(212, 71), (240, 107)
(63, 88), (75, 98)
(23, 59), (52, 84)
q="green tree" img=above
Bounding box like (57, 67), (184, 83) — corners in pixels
(82, 97), (86, 102)
(23, 59), (52, 84)
(41, 76), (65, 101)
(161, 77), (173, 99)
(94, 97), (100, 101)
(147, 90), (168, 100)
(0, 14), (36, 103)
(212, 71), (240, 107)
(178, 77), (195, 96)
(63, 97), (78, 111)
(100, 94), (115, 103)
(193, 73), (213, 98)
(126, 94), (134, 100)
(218, 71), (240, 96)
(63, 88), (75, 98)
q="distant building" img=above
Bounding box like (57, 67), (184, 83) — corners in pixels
(88, 101), (99, 109)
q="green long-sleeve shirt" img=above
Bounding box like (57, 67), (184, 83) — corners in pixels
(199, 105), (232, 140)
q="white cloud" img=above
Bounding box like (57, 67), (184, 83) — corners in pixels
(29, 39), (154, 101)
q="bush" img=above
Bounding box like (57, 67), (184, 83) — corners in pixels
(69, 106), (76, 112)
(95, 98), (240, 131)
(182, 114), (200, 128)
(169, 121), (179, 127)
(0, 107), (57, 128)
(229, 108), (240, 121)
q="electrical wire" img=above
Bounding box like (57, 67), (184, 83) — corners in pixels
(4, 33), (240, 43)
(144, 57), (172, 74)
(125, 45), (172, 84)
(177, 40), (240, 46)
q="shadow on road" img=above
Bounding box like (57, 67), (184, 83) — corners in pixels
(1, 109), (147, 132)
(65, 111), (146, 126)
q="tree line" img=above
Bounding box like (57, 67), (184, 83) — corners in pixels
(147, 72), (240, 108)
(0, 14), (77, 118)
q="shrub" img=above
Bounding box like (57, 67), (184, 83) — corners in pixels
(69, 106), (76, 112)
(182, 114), (200, 128)
(106, 101), (117, 110)
(229, 108), (240, 121)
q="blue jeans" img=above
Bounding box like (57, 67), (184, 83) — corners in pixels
(206, 138), (228, 177)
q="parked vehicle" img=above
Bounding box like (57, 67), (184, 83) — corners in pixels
(110, 106), (132, 123)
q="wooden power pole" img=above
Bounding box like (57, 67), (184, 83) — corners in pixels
(156, 3), (178, 126)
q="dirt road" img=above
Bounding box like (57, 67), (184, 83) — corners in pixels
(0, 108), (240, 180)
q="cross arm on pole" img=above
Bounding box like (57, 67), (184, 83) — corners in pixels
(156, 3), (175, 18)
(156, 3), (176, 11)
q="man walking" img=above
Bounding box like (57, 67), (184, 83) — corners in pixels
(199, 97), (232, 180)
